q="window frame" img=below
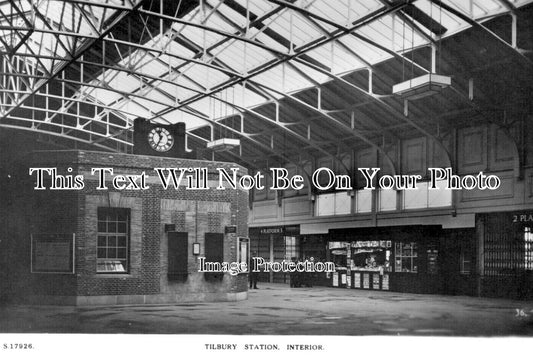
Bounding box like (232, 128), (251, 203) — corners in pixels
(96, 207), (130, 274)
(394, 242), (418, 273)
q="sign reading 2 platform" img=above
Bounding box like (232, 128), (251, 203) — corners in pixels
(512, 211), (533, 223)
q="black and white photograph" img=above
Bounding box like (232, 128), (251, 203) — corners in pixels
(0, 0), (533, 354)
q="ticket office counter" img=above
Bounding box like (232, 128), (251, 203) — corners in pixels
(330, 269), (390, 291)
(328, 240), (441, 294)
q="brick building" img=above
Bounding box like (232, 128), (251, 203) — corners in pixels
(2, 150), (249, 305)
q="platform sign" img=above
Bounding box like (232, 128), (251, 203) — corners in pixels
(31, 233), (75, 274)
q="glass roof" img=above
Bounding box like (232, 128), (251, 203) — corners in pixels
(1, 0), (532, 143)
(72, 0), (532, 130)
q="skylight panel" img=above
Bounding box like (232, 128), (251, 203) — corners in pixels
(156, 81), (198, 103)
(248, 28), (292, 53)
(179, 62), (231, 90)
(91, 88), (123, 106)
(211, 39), (276, 74)
(106, 71), (143, 97)
(143, 88), (176, 107)
(231, 0), (277, 18)
(133, 97), (167, 114)
(265, 11), (322, 49)
(162, 110), (208, 129)
(178, 25), (225, 50)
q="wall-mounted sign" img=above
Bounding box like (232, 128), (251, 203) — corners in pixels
(512, 212), (533, 223)
(260, 227), (283, 235)
(259, 225), (300, 235)
(31, 233), (74, 274)
(225, 225), (237, 234)
(353, 273), (361, 288)
(164, 224), (176, 232)
(193, 242), (200, 255)
(382, 274), (390, 290)
(363, 273), (370, 289)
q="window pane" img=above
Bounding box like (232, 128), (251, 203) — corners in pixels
(98, 222), (106, 233)
(117, 248), (127, 259)
(334, 192), (351, 215)
(113, 261), (126, 272)
(356, 189), (372, 213)
(379, 189), (396, 211)
(117, 235), (127, 247)
(97, 262), (106, 272)
(107, 221), (117, 233)
(97, 248), (106, 258)
(404, 182), (428, 209)
(97, 235), (106, 246)
(107, 248), (117, 259)
(118, 222), (127, 233)
(428, 179), (452, 207)
(316, 193), (335, 216)
(108, 236), (117, 246)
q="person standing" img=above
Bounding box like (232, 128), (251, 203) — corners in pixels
(249, 252), (260, 289)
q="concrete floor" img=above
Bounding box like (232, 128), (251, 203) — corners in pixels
(1, 283), (533, 336)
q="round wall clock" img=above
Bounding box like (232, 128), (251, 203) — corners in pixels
(147, 127), (174, 152)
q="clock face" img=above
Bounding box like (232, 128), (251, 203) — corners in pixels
(147, 127), (174, 152)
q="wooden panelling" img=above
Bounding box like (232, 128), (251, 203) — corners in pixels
(429, 138), (451, 169)
(253, 170), (268, 201)
(167, 232), (188, 281)
(382, 143), (397, 176)
(489, 125), (515, 171)
(316, 157), (334, 188)
(283, 196), (312, 218)
(252, 200), (279, 221)
(460, 175), (514, 201)
(355, 148), (377, 189)
(401, 137), (426, 175)
(204, 232), (224, 282)
(458, 126), (487, 173)
(340, 153), (353, 175)
(283, 164), (299, 198)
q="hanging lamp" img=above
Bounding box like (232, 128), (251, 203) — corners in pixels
(392, 3), (450, 100)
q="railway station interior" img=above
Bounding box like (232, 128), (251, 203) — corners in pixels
(1, 0), (533, 336)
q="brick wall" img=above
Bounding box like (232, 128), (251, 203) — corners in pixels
(5, 150), (249, 304)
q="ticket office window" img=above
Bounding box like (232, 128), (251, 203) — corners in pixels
(350, 241), (392, 272)
(394, 242), (418, 273)
(97, 208), (130, 273)
(328, 242), (349, 268)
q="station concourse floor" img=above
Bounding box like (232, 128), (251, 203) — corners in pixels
(1, 283), (533, 336)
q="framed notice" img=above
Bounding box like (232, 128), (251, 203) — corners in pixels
(382, 274), (390, 290)
(363, 273), (370, 289)
(373, 274), (380, 289)
(332, 272), (339, 287)
(353, 273), (361, 288)
(31, 233), (75, 274)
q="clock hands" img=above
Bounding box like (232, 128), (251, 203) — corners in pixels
(148, 127), (173, 152)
